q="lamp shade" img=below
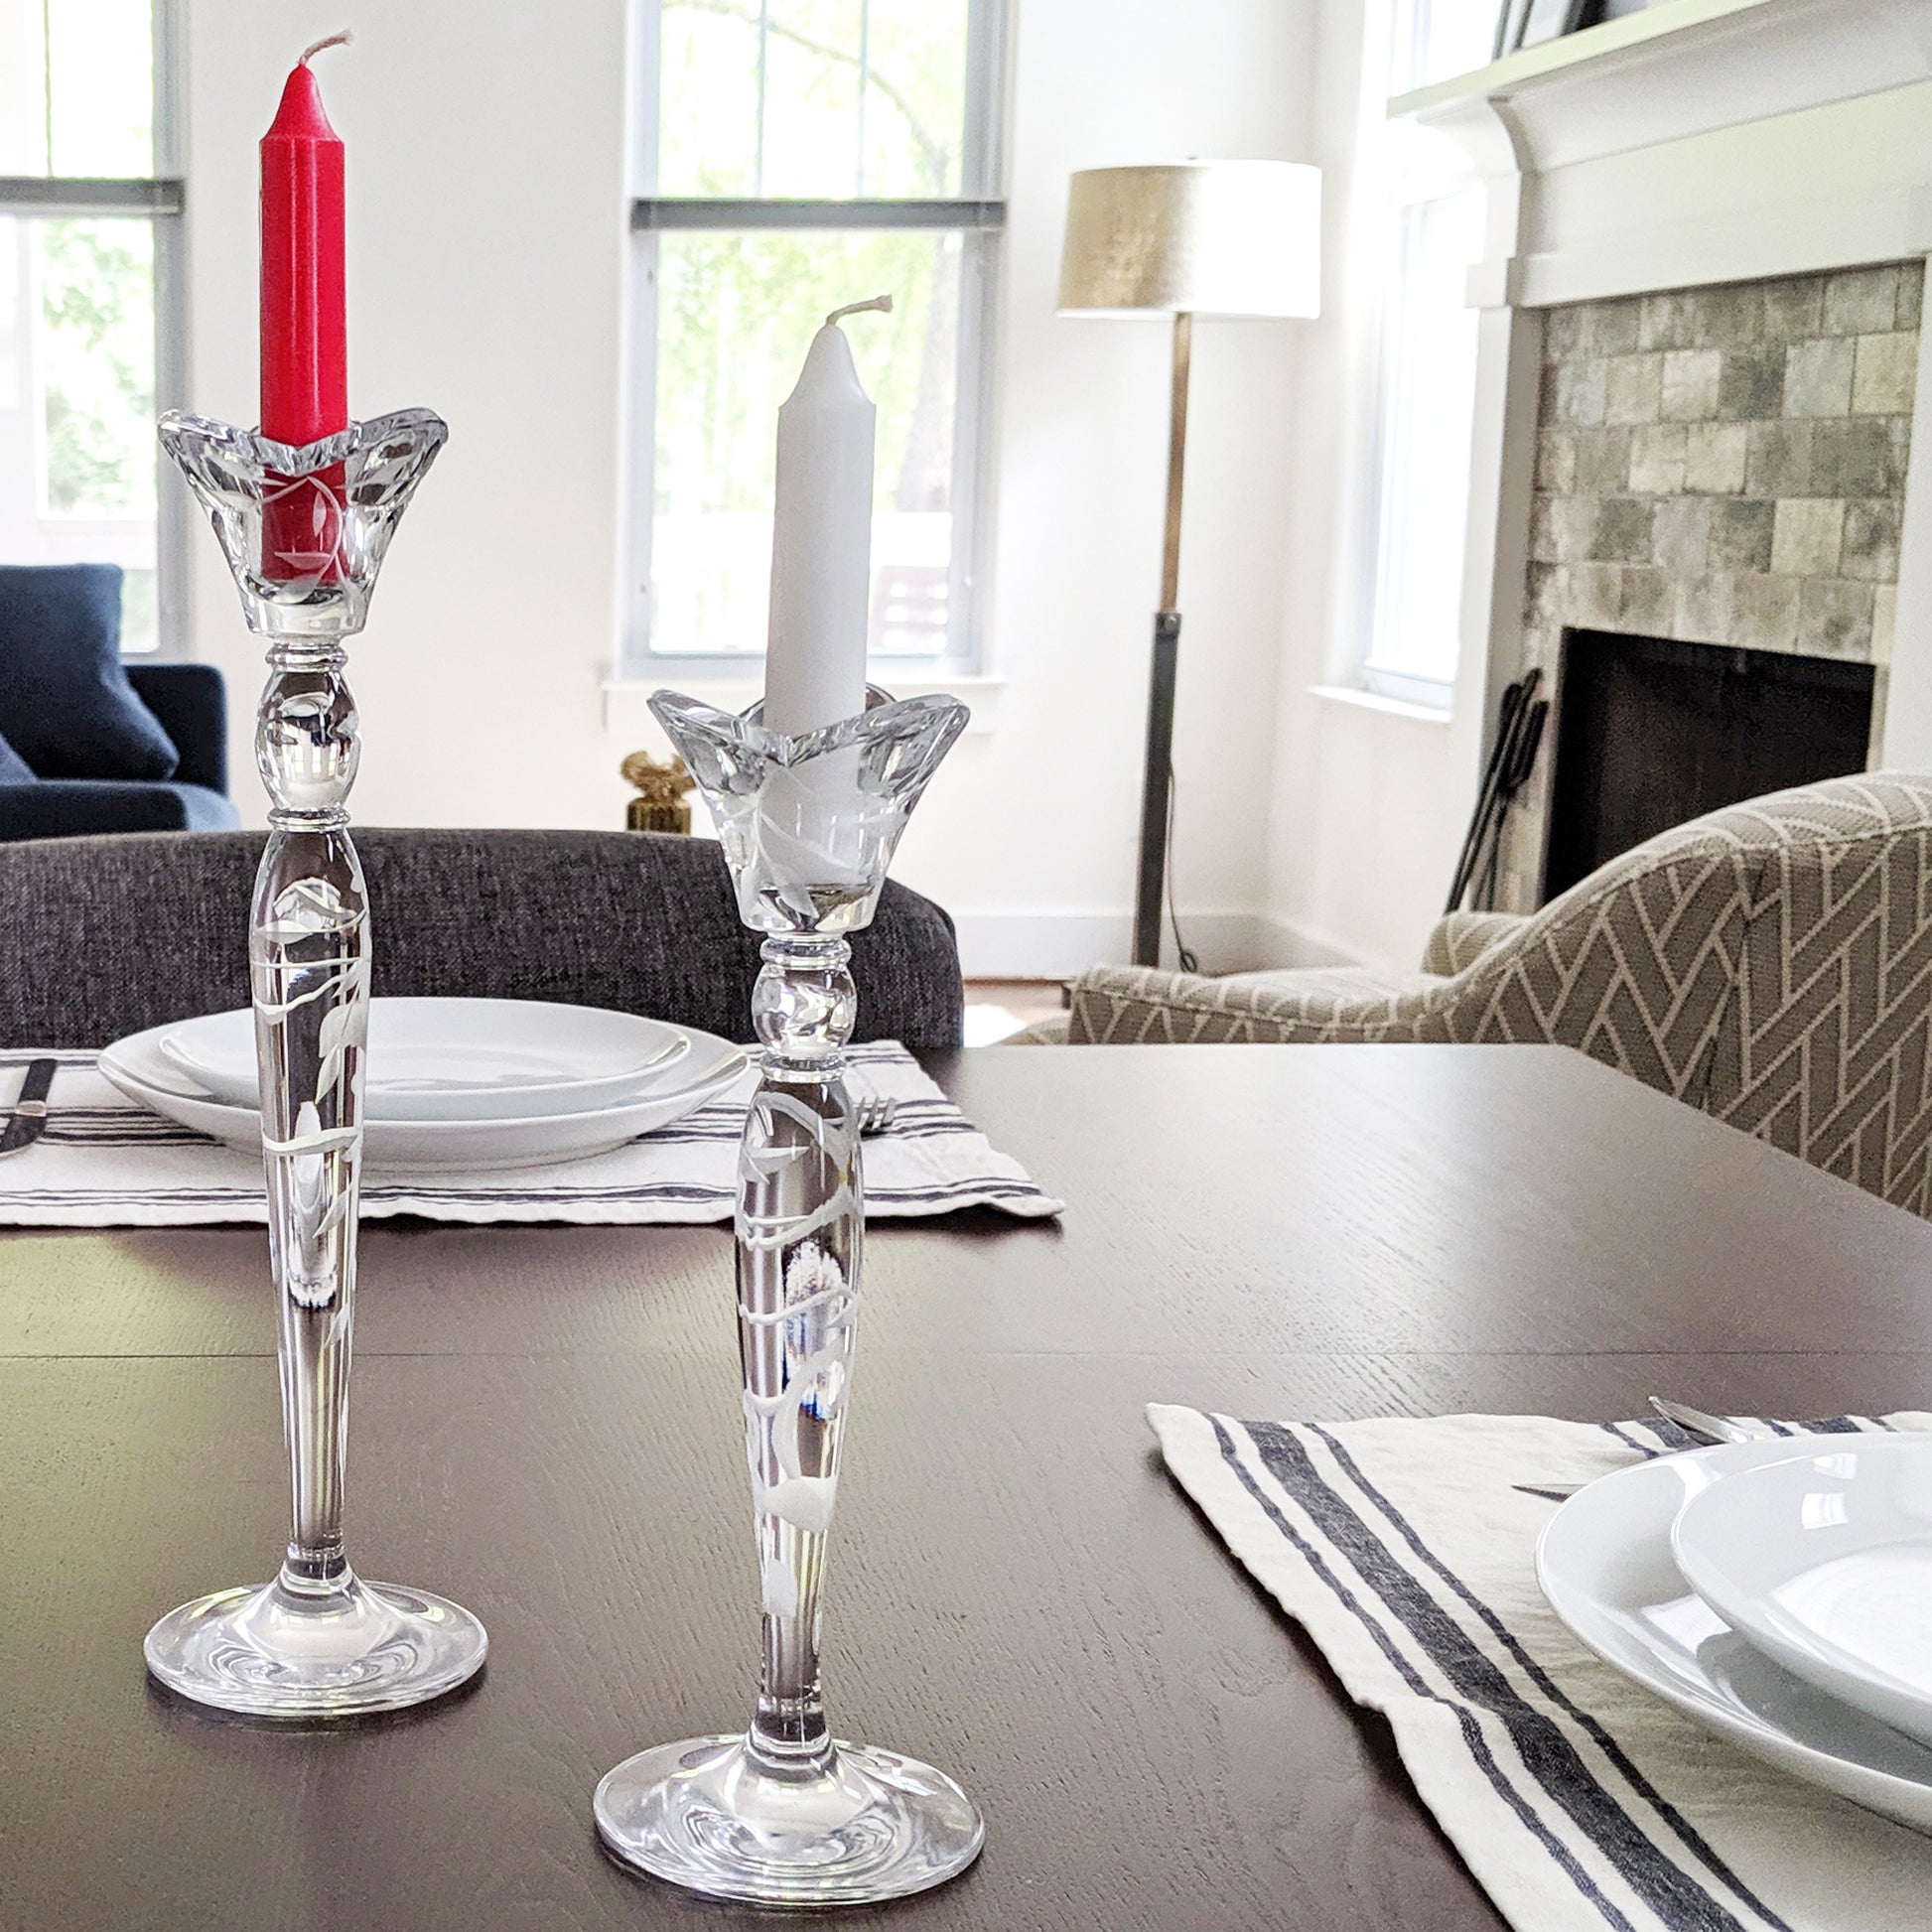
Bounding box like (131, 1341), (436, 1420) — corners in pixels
(1056, 161), (1321, 320)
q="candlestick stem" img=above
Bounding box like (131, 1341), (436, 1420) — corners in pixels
(740, 934), (857, 1775)
(254, 639), (363, 1599)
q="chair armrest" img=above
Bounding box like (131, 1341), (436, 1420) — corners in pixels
(1421, 909), (1527, 977)
(125, 663), (229, 795)
(1004, 1015), (1071, 1044)
(1066, 963), (1440, 1044)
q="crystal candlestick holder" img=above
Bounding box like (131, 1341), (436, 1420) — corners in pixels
(143, 410), (487, 1717)
(594, 689), (980, 1906)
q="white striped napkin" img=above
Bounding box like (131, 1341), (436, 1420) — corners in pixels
(0, 1042), (1060, 1226)
(1151, 1404), (1932, 1932)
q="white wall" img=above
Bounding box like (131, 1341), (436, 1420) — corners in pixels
(181, 0), (1319, 979)
(1261, 0), (1478, 976)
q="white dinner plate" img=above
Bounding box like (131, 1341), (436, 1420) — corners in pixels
(100, 1022), (747, 1174)
(1536, 1441), (1932, 1837)
(1671, 1436), (1932, 1751)
(156, 998), (693, 1122)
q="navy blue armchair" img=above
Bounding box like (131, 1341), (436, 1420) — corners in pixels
(0, 663), (241, 842)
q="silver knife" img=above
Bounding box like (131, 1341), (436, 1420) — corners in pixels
(0, 1058), (57, 1158)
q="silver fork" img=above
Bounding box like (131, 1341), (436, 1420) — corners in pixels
(854, 1096), (898, 1137)
(1514, 1400), (1780, 1501)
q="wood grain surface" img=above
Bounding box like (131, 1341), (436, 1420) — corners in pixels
(5, 1042), (1932, 1931)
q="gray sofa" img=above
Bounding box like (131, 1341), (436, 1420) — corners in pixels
(0, 827), (964, 1049)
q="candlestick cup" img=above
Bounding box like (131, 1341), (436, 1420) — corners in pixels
(143, 410), (487, 1717)
(593, 689), (981, 1906)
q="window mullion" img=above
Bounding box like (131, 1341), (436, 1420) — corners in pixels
(754, 0), (769, 199)
(621, 225), (663, 678)
(945, 228), (998, 670)
(631, 0), (662, 195)
(855, 0), (870, 198)
(632, 199), (1004, 232)
(960, 0), (1008, 201)
(152, 207), (189, 657)
(0, 178), (181, 215)
(153, 0), (184, 177)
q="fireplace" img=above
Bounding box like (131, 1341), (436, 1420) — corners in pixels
(1484, 258), (1922, 914)
(1541, 629), (1875, 901)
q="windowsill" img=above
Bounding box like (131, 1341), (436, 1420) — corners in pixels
(601, 671), (1006, 736)
(1308, 682), (1453, 725)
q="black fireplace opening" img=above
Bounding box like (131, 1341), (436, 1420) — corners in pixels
(1540, 628), (1874, 903)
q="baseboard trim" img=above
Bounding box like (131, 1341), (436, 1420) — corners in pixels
(950, 909), (1275, 980)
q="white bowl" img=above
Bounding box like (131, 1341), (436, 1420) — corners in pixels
(1672, 1436), (1932, 1751)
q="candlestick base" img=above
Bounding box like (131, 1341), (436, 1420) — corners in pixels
(596, 1734), (983, 1906)
(145, 1571), (487, 1720)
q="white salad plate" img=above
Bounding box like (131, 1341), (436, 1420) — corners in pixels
(1671, 1435), (1932, 1752)
(101, 1019), (746, 1174)
(156, 997), (692, 1122)
(1536, 1441), (1932, 1836)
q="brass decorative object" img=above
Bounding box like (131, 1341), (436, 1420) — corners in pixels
(621, 750), (696, 834)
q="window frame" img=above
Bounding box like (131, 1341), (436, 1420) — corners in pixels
(621, 0), (1008, 681)
(1360, 180), (1483, 712)
(0, 0), (188, 658)
(1355, 0), (1489, 714)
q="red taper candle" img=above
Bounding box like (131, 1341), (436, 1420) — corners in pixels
(260, 33), (349, 579)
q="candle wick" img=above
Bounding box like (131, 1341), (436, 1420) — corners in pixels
(825, 293), (894, 328)
(299, 29), (353, 65)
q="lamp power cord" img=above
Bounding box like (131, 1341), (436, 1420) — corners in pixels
(1164, 761), (1199, 975)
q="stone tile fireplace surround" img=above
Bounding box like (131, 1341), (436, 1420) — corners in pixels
(1501, 260), (1923, 906)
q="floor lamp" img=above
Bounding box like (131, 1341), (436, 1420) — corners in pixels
(1058, 161), (1321, 967)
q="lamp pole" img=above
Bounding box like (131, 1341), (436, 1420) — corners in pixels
(1055, 162), (1322, 966)
(1134, 309), (1191, 968)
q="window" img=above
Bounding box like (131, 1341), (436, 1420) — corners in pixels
(1388, 0), (1497, 92)
(624, 0), (1006, 675)
(1359, 0), (1488, 708)
(0, 0), (182, 654)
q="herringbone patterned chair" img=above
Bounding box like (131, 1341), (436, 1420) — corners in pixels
(1050, 774), (1932, 1218)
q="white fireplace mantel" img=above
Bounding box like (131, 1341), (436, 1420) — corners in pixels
(1394, 0), (1932, 311)
(1396, 0), (1932, 180)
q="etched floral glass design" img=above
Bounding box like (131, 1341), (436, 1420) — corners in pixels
(158, 408), (447, 633)
(651, 689), (967, 932)
(141, 410), (486, 1718)
(593, 691), (981, 1906)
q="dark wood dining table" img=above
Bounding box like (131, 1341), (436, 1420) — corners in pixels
(5, 1041), (1932, 1931)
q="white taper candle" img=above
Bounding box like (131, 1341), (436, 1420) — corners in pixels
(762, 297), (891, 736)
